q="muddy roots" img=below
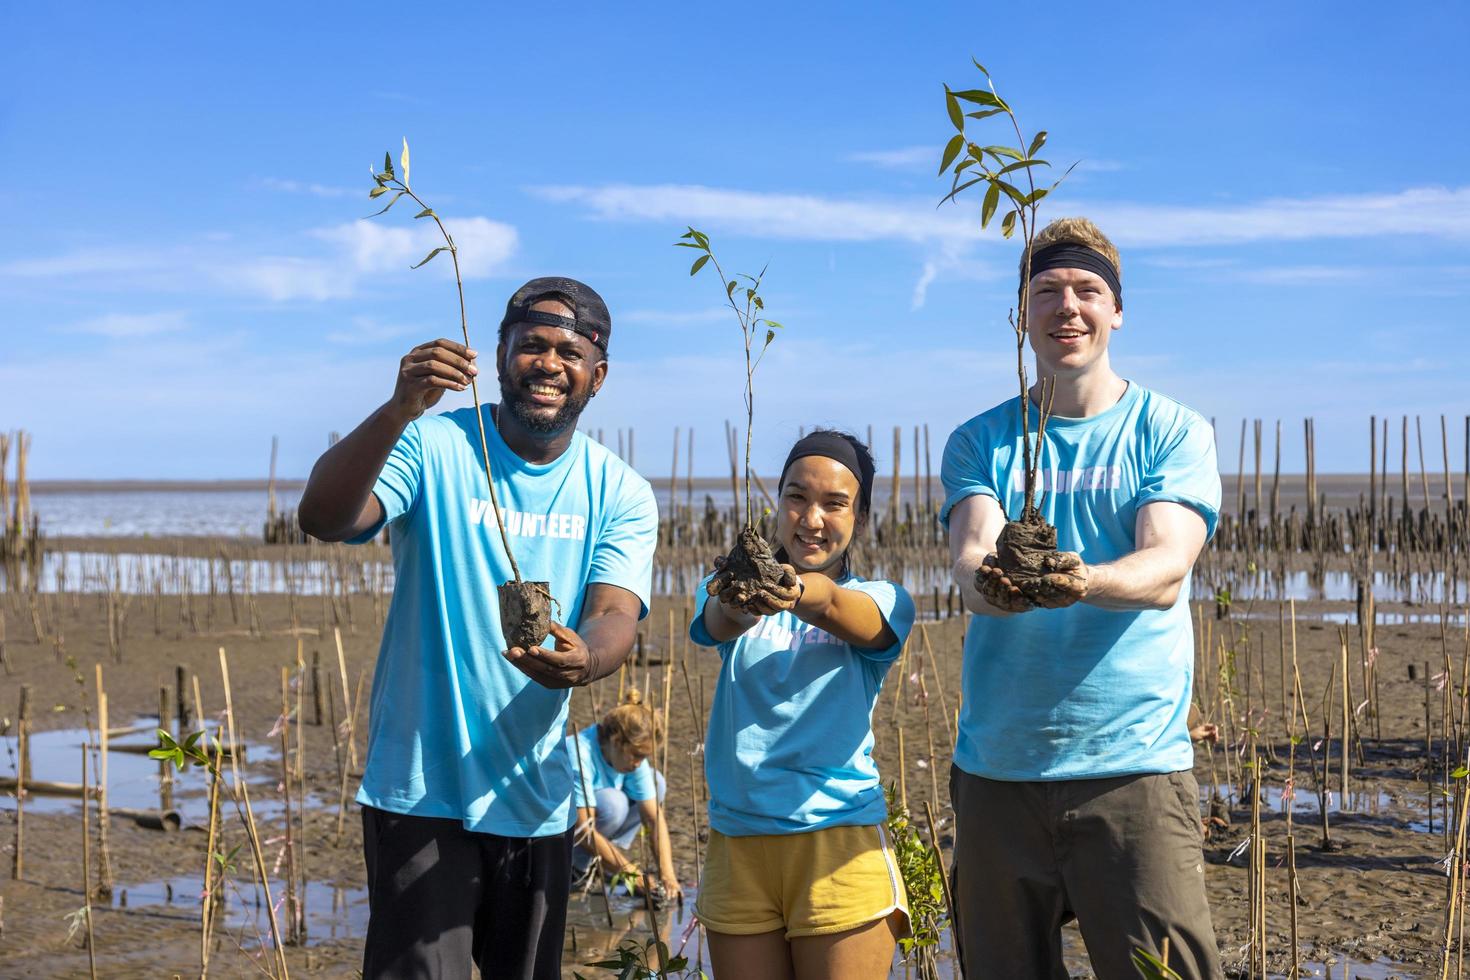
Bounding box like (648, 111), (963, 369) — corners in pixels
(499, 580), (554, 650)
(991, 514), (1085, 606)
(707, 526), (786, 606)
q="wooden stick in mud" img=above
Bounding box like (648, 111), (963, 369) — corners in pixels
(334, 627), (357, 771)
(897, 728), (908, 811)
(294, 645), (308, 942)
(11, 684), (29, 879)
(568, 710), (616, 929)
(218, 647), (290, 979)
(1286, 600), (1301, 980)
(311, 648), (323, 726)
(81, 747), (98, 980)
(918, 626), (955, 748)
(94, 668), (113, 897)
(159, 686), (174, 812)
(200, 725), (224, 980)
(923, 800), (959, 963)
(279, 667), (300, 946)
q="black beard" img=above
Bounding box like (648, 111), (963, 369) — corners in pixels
(499, 375), (593, 435)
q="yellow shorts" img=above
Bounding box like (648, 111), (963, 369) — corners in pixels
(696, 824), (908, 939)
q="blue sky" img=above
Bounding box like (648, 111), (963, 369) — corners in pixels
(3, 2), (1468, 480)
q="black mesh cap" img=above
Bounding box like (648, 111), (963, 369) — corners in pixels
(499, 276), (612, 353)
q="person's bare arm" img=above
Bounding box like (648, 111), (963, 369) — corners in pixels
(1080, 501), (1207, 610)
(575, 806), (633, 873)
(699, 569), (764, 643)
(502, 583), (642, 688)
(947, 494), (1029, 616)
(637, 797), (682, 897)
(298, 338), (477, 541)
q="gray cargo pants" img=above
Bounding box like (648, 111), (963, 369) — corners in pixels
(949, 766), (1222, 980)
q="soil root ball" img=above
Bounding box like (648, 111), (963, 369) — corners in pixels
(499, 580), (554, 650)
(992, 515), (1085, 606)
(707, 526), (785, 606)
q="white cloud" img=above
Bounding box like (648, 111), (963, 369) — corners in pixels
(530, 183), (973, 244)
(534, 181), (1470, 248)
(846, 147), (937, 170)
(3, 216), (518, 303)
(325, 315), (423, 346)
(1234, 265), (1365, 285)
(257, 177), (356, 198)
(65, 311), (191, 338)
(620, 308), (732, 327)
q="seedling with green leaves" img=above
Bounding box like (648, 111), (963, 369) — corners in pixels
(574, 936), (707, 980)
(937, 61), (1084, 607)
(675, 229), (789, 601)
(885, 786), (950, 979)
(369, 140), (552, 649)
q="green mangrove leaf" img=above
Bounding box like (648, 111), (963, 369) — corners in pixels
(411, 246), (449, 269)
(939, 134), (965, 175)
(690, 254), (710, 276)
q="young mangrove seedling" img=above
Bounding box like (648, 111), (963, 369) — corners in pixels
(368, 140), (553, 649)
(937, 61), (1084, 607)
(675, 229), (789, 602)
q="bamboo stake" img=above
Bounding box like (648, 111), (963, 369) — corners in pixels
(219, 647), (290, 979)
(334, 627), (357, 770)
(200, 725), (224, 980)
(11, 684), (28, 879)
(279, 667), (300, 946)
(159, 686), (174, 812)
(81, 747), (98, 980)
(94, 670), (113, 897)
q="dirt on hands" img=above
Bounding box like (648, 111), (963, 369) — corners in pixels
(499, 579), (554, 650)
(990, 512), (1087, 607)
(707, 526), (786, 606)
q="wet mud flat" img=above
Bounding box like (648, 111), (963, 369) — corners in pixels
(0, 576), (1465, 976)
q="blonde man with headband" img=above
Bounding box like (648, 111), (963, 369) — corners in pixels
(567, 689), (679, 902)
(942, 218), (1223, 978)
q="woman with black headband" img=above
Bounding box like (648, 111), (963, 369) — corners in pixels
(688, 430), (916, 980)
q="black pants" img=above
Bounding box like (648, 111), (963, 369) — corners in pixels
(361, 806), (573, 980)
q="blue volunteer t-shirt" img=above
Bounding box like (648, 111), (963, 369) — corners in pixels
(940, 382), (1220, 781)
(690, 573), (916, 836)
(566, 724), (657, 809)
(348, 405), (657, 836)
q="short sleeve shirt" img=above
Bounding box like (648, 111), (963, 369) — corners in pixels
(349, 406), (658, 836)
(690, 574), (916, 836)
(939, 382), (1220, 781)
(566, 724), (657, 810)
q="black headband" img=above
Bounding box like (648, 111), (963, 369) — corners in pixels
(779, 432), (873, 512)
(1025, 243), (1122, 307)
(504, 305), (609, 351)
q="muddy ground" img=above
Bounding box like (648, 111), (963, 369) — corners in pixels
(0, 549), (1463, 978)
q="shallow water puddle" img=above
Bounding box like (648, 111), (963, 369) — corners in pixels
(0, 718), (308, 827)
(106, 874), (368, 947)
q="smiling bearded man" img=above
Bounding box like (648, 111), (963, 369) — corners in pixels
(941, 218), (1224, 979)
(297, 277), (658, 980)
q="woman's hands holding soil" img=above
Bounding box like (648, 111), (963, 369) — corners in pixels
(709, 555), (801, 617)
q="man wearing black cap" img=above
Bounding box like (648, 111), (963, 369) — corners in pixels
(299, 277), (658, 980)
(940, 218), (1224, 978)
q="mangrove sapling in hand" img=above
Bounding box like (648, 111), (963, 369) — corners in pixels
(937, 62), (1085, 608)
(367, 140), (553, 650)
(674, 230), (792, 605)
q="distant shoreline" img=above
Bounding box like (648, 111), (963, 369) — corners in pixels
(30, 474), (1384, 494)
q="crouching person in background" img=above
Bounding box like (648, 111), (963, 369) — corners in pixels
(568, 689), (680, 903)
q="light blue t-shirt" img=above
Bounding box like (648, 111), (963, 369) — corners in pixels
(566, 724), (657, 809)
(348, 405), (658, 837)
(690, 573), (916, 836)
(940, 382), (1220, 781)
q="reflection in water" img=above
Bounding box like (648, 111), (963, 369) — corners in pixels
(109, 874), (368, 947)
